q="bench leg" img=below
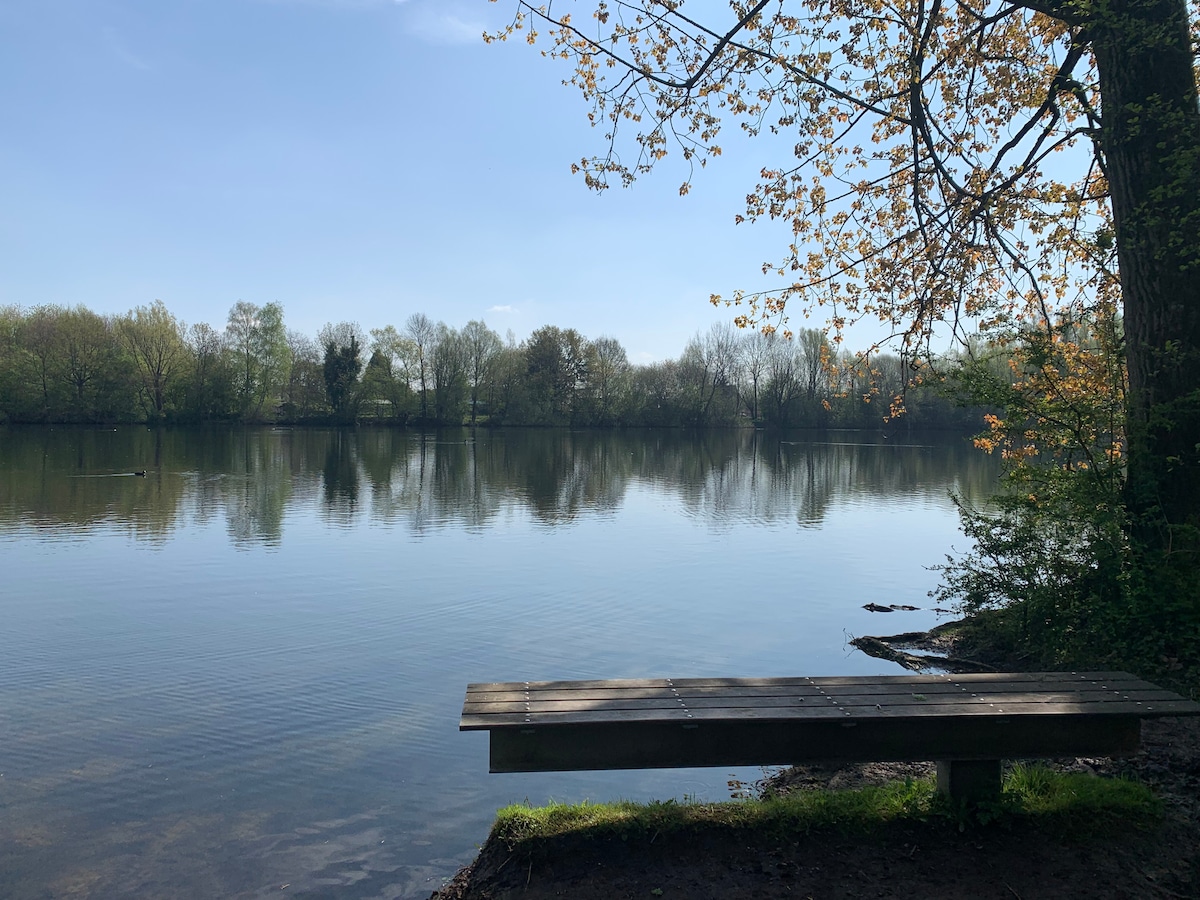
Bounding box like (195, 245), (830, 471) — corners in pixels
(936, 760), (1002, 802)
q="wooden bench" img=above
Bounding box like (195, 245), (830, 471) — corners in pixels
(460, 671), (1200, 800)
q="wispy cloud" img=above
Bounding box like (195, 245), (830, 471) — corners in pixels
(102, 26), (152, 71)
(253, 0), (484, 45)
(488, 305), (517, 314)
(404, 9), (486, 45)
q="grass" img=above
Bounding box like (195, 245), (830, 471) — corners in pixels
(490, 767), (1160, 847)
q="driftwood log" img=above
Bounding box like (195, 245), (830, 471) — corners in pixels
(850, 630), (997, 674)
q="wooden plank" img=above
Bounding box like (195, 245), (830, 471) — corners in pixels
(467, 672), (1144, 694)
(461, 697), (1200, 730)
(466, 673), (1164, 703)
(461, 689), (1180, 718)
(462, 675), (1198, 724)
(661, 672), (1131, 687)
(809, 678), (1160, 696)
(486, 714), (1143, 773)
(466, 679), (1163, 704)
(465, 691), (825, 705)
(468, 679), (677, 692)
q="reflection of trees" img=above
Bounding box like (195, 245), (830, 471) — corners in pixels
(636, 430), (1000, 530)
(321, 430), (360, 526)
(357, 431), (448, 534)
(0, 427), (187, 543)
(0, 427), (1001, 541)
(220, 430), (294, 547)
(508, 431), (631, 523)
(357, 429), (634, 531)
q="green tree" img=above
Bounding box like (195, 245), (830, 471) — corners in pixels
(678, 324), (740, 425)
(525, 325), (591, 424)
(20, 305), (68, 420)
(319, 321), (366, 423)
(484, 339), (530, 424)
(368, 324), (418, 420)
(630, 360), (685, 426)
(495, 0), (1200, 575)
(934, 311), (1132, 666)
(0, 306), (28, 422)
(735, 331), (772, 423)
(404, 313), (438, 421)
(226, 301), (288, 421)
(796, 329), (833, 417)
(281, 330), (324, 422)
(461, 319), (503, 424)
(587, 336), (633, 425)
(57, 306), (131, 421)
(119, 300), (186, 421)
(431, 324), (469, 424)
(183, 322), (236, 421)
(760, 335), (805, 427)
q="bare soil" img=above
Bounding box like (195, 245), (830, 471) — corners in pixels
(429, 717), (1200, 900)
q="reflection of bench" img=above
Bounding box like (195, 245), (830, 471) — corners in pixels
(460, 672), (1200, 800)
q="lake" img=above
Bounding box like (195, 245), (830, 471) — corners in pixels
(0, 426), (998, 899)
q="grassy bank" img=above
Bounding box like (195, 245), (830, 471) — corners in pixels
(430, 768), (1173, 899)
(490, 766), (1159, 847)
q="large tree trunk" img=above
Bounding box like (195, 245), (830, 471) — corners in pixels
(1090, 0), (1200, 555)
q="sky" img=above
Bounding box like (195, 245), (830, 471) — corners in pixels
(1, 0), (853, 364)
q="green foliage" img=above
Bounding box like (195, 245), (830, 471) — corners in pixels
(118, 300), (187, 421)
(524, 325), (591, 425)
(181, 322), (237, 422)
(320, 322), (365, 423)
(935, 311), (1200, 689)
(227, 301), (288, 422)
(280, 331), (325, 423)
(431, 323), (469, 424)
(932, 489), (1130, 668)
(0, 301), (991, 430)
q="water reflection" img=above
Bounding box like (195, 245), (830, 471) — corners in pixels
(322, 429), (361, 525)
(0, 425), (1000, 900)
(0, 426), (997, 543)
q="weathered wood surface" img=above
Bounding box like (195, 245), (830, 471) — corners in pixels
(460, 672), (1200, 777)
(461, 672), (1199, 731)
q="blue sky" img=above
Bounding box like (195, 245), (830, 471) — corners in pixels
(1, 0), (834, 363)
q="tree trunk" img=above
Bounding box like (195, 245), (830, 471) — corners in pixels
(1090, 0), (1200, 554)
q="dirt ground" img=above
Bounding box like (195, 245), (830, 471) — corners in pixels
(429, 716), (1200, 900)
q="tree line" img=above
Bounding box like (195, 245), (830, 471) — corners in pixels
(493, 0), (1200, 687)
(0, 300), (986, 430)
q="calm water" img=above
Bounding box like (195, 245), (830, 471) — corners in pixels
(0, 426), (998, 899)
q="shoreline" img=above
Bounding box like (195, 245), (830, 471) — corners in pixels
(430, 626), (1200, 899)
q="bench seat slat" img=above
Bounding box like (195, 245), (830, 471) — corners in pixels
(465, 678), (1160, 704)
(462, 688), (1181, 718)
(460, 697), (1200, 730)
(466, 676), (1163, 700)
(465, 686), (1173, 706)
(465, 672), (1139, 694)
(661, 672), (1140, 688)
